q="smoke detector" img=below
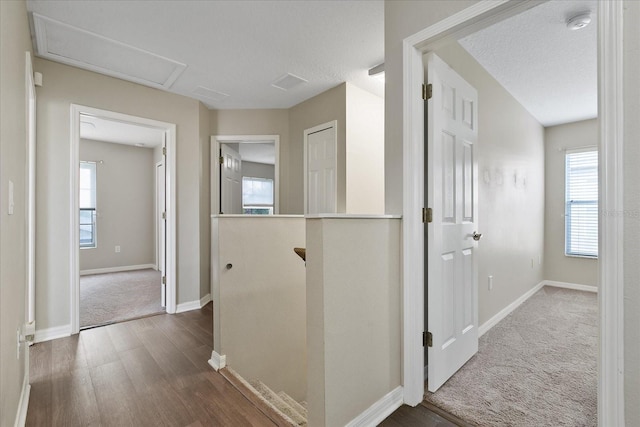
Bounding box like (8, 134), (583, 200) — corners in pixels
(566, 12), (592, 30)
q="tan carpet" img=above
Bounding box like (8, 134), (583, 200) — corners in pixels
(80, 268), (164, 328)
(424, 286), (597, 426)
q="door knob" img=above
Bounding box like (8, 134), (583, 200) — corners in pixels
(472, 231), (482, 241)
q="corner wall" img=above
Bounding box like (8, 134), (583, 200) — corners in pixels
(544, 119), (598, 287)
(0, 0), (32, 424)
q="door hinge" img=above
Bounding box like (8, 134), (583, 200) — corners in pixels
(219, 156), (224, 164)
(422, 83), (432, 100)
(162, 147), (166, 156)
(423, 331), (433, 347)
(162, 211), (166, 220)
(162, 276), (166, 285)
(422, 207), (432, 223)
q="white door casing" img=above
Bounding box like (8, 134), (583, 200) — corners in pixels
(304, 121), (337, 214)
(426, 53), (479, 392)
(156, 159), (166, 307)
(26, 52), (37, 325)
(220, 144), (242, 214)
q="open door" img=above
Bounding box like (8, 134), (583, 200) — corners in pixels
(220, 144), (242, 214)
(425, 53), (479, 392)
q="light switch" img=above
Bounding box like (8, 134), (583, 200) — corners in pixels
(8, 180), (14, 215)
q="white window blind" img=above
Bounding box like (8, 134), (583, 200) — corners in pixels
(565, 149), (598, 257)
(242, 176), (274, 215)
(79, 161), (97, 248)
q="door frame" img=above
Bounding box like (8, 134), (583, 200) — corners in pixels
(25, 52), (37, 325)
(401, 1), (624, 425)
(70, 104), (178, 334)
(211, 135), (280, 215)
(303, 120), (338, 214)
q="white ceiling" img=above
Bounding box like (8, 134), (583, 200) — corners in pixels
(223, 142), (276, 165)
(80, 115), (164, 148)
(26, 0), (384, 110)
(459, 0), (597, 127)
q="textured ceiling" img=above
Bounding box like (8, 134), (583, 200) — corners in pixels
(80, 115), (165, 148)
(459, 0), (597, 127)
(26, 0), (384, 110)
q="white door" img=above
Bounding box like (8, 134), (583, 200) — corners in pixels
(305, 122), (337, 214)
(426, 53), (479, 392)
(156, 160), (166, 308)
(220, 144), (243, 214)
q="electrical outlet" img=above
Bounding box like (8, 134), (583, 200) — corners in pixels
(115, 245), (121, 253)
(488, 275), (493, 291)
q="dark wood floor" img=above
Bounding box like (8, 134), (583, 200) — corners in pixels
(27, 302), (463, 426)
(26, 303), (277, 426)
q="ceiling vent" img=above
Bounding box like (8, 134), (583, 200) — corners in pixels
(192, 86), (230, 101)
(271, 73), (308, 91)
(31, 14), (186, 90)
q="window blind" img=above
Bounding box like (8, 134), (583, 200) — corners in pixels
(565, 150), (598, 257)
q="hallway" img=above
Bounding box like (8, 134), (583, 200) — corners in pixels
(26, 303), (276, 426)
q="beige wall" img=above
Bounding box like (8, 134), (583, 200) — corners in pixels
(624, 1), (640, 424)
(242, 161), (275, 181)
(0, 0), (31, 424)
(434, 42), (545, 326)
(199, 102), (211, 299)
(345, 83), (385, 214)
(289, 84), (347, 214)
(384, 0), (477, 214)
(213, 216), (306, 400)
(34, 58), (209, 332)
(210, 109), (291, 212)
(79, 139), (155, 271)
(544, 120), (598, 287)
(306, 218), (401, 426)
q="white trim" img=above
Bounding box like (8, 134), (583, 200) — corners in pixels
(598, 1), (625, 425)
(478, 282), (544, 338)
(400, 1), (622, 417)
(305, 214), (402, 220)
(34, 324), (71, 343)
(544, 280), (598, 293)
(211, 135), (280, 215)
(14, 374), (31, 427)
(208, 350), (227, 371)
(70, 105), (178, 333)
(79, 264), (156, 276)
(176, 293), (211, 313)
(345, 386), (403, 427)
(303, 120), (338, 214)
(25, 52), (36, 325)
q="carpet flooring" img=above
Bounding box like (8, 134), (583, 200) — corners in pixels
(424, 286), (597, 427)
(80, 269), (164, 328)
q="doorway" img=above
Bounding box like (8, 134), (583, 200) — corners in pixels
(70, 105), (177, 333)
(303, 120), (337, 215)
(401, 1), (623, 425)
(211, 135), (280, 215)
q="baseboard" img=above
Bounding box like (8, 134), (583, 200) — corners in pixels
(14, 373), (31, 427)
(176, 293), (211, 313)
(200, 293), (211, 307)
(80, 264), (156, 276)
(34, 324), (71, 343)
(478, 281), (545, 338)
(208, 350), (226, 371)
(345, 386), (403, 427)
(544, 280), (598, 293)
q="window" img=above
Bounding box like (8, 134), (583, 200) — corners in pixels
(79, 161), (97, 248)
(565, 149), (598, 258)
(242, 176), (274, 215)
